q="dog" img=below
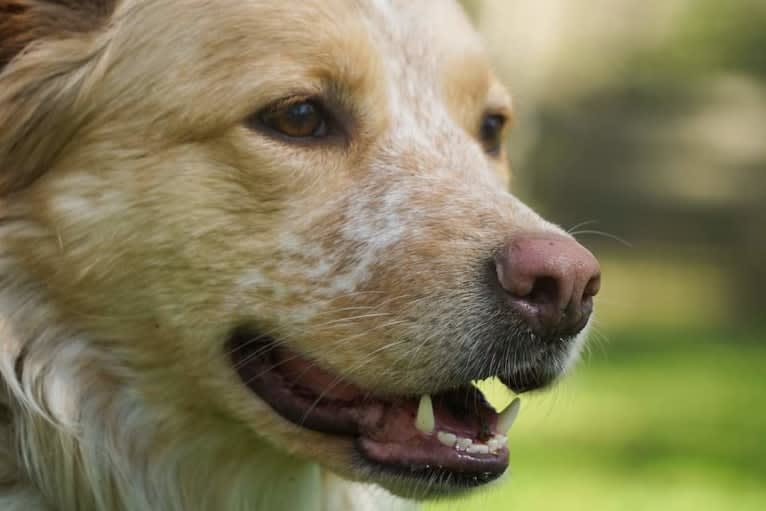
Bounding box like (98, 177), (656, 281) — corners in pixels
(0, 1), (600, 509)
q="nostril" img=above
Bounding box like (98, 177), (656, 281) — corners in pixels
(583, 274), (601, 299)
(526, 276), (559, 307)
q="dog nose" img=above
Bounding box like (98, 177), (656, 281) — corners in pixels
(495, 235), (601, 337)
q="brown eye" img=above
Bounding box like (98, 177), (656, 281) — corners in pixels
(258, 100), (328, 139)
(479, 113), (507, 156)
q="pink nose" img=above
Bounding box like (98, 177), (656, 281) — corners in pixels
(495, 235), (601, 337)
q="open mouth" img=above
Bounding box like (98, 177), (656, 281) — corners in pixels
(228, 329), (522, 487)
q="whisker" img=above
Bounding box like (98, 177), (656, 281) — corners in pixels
(311, 312), (394, 327)
(566, 219), (599, 234)
(569, 229), (632, 248)
(244, 319), (409, 386)
(297, 334), (412, 424)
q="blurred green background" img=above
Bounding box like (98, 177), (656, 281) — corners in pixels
(432, 1), (766, 510)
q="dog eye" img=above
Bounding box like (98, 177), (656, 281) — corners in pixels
(256, 100), (329, 139)
(479, 113), (507, 156)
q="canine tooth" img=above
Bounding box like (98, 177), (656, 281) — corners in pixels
(497, 397), (521, 435)
(466, 444), (490, 455)
(456, 437), (472, 450)
(437, 432), (457, 447)
(415, 395), (435, 433)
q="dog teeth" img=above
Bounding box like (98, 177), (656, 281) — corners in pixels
(415, 394), (435, 433)
(487, 436), (507, 453)
(466, 444), (490, 454)
(435, 431), (506, 455)
(437, 431), (457, 447)
(415, 393), (516, 457)
(455, 437), (473, 449)
(497, 397), (521, 435)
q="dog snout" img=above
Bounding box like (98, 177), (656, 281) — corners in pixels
(494, 235), (601, 338)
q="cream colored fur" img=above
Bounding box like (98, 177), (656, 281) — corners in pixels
(0, 0), (577, 509)
(0, 260), (413, 507)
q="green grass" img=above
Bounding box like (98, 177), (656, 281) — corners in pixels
(428, 329), (766, 511)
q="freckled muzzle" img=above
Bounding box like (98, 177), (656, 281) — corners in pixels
(224, 229), (601, 491)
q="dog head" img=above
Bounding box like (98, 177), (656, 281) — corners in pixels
(0, 0), (600, 499)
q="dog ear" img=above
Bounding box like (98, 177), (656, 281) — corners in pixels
(1, 1), (114, 72)
(0, 1), (33, 72)
(0, 1), (116, 195)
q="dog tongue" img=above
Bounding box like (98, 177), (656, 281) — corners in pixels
(355, 394), (509, 474)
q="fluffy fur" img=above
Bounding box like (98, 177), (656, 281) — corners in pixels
(0, 1), (583, 509)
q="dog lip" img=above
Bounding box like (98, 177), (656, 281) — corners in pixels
(227, 329), (510, 481)
(228, 333), (364, 435)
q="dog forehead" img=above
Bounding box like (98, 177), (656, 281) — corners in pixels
(363, 0), (490, 88)
(368, 0), (483, 49)
(88, 0), (498, 147)
(178, 0), (488, 94)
